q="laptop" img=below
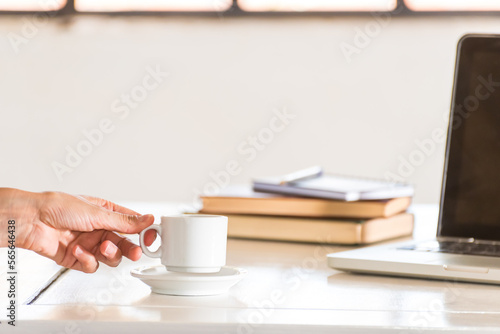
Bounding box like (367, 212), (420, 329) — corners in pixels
(328, 34), (500, 285)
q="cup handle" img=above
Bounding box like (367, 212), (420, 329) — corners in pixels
(139, 225), (162, 258)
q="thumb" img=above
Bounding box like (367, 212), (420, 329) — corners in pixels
(91, 209), (155, 234)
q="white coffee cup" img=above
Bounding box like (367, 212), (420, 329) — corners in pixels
(139, 214), (228, 273)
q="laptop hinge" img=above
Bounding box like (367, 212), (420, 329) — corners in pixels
(437, 236), (500, 245)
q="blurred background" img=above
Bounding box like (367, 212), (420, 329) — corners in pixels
(1, 0), (499, 204)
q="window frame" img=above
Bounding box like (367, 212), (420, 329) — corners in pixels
(2, 0), (500, 16)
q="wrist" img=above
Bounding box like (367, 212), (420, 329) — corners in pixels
(0, 188), (43, 250)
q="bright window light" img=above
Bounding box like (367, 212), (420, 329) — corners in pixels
(238, 0), (397, 12)
(0, 0), (65, 11)
(406, 0), (500, 11)
(75, 0), (233, 12)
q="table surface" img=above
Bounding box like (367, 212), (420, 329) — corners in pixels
(3, 203), (500, 334)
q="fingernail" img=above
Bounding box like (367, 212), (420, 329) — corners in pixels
(74, 246), (83, 257)
(138, 214), (153, 223)
(103, 243), (117, 257)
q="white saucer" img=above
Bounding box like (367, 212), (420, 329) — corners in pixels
(131, 265), (247, 296)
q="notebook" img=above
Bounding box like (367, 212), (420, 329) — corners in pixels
(253, 174), (414, 201)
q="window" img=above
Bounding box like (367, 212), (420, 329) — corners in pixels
(2, 0), (500, 14)
(406, 0), (500, 11)
(0, 0), (65, 11)
(238, 0), (397, 12)
(75, 0), (232, 12)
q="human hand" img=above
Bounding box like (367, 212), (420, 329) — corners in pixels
(0, 189), (157, 273)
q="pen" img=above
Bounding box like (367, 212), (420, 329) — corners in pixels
(279, 166), (323, 185)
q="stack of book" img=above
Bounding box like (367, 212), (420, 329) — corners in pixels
(198, 184), (414, 245)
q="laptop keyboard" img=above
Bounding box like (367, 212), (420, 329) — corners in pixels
(398, 240), (500, 257)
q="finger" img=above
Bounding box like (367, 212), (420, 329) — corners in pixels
(96, 240), (122, 267)
(126, 244), (143, 261)
(39, 193), (154, 234)
(73, 245), (99, 273)
(89, 203), (155, 234)
(100, 231), (143, 261)
(79, 195), (141, 216)
(144, 229), (157, 246)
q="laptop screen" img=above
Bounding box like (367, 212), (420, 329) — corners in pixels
(440, 35), (500, 240)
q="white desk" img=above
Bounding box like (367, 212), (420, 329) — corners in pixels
(3, 203), (500, 333)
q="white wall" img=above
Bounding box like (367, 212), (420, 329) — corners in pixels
(1, 14), (499, 204)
